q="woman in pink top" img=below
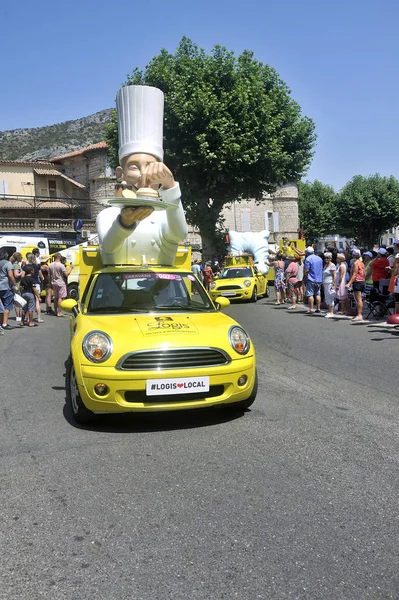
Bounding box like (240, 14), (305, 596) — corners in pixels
(285, 256), (299, 309)
(346, 248), (365, 322)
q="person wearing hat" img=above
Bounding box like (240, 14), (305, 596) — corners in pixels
(334, 253), (349, 314)
(345, 248), (365, 321)
(367, 248), (389, 290)
(97, 85), (188, 267)
(362, 251), (373, 285)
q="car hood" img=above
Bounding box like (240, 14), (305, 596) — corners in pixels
(74, 310), (254, 363)
(213, 277), (252, 287)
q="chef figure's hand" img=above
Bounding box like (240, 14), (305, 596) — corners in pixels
(140, 162), (175, 190)
(120, 206), (154, 228)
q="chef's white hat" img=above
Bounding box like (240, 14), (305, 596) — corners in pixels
(116, 85), (164, 163)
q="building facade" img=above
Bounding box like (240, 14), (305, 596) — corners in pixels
(1, 144), (300, 246)
(0, 159), (91, 232)
(184, 182), (299, 250)
(50, 142), (116, 219)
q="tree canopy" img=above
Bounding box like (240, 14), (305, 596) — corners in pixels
(298, 180), (337, 243)
(105, 37), (316, 256)
(337, 174), (399, 247)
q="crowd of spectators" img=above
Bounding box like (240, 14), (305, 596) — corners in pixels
(0, 248), (73, 333)
(272, 238), (399, 321)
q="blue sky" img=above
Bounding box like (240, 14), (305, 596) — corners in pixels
(1, 0), (398, 190)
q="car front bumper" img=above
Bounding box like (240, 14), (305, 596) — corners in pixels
(73, 357), (256, 413)
(210, 287), (253, 301)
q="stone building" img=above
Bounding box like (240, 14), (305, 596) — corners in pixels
(0, 159), (89, 231)
(184, 182), (299, 250)
(50, 142), (115, 218)
(50, 143), (299, 244)
(1, 142), (300, 243)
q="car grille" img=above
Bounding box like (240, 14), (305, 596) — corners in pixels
(124, 385), (225, 403)
(217, 285), (242, 290)
(117, 348), (231, 370)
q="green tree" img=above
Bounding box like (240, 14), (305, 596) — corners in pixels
(298, 180), (337, 243)
(105, 37), (316, 257)
(337, 174), (399, 247)
(104, 110), (119, 172)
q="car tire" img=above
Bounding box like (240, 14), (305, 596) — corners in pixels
(225, 372), (258, 410)
(66, 356), (96, 424)
(68, 283), (79, 301)
(250, 287), (258, 302)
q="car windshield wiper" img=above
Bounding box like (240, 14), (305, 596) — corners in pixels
(88, 306), (148, 313)
(155, 304), (211, 311)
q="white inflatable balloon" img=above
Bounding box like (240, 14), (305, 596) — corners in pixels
(228, 230), (270, 274)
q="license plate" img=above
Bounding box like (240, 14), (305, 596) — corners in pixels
(146, 376), (210, 396)
(221, 292), (236, 297)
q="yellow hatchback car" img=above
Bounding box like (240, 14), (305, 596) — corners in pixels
(61, 248), (257, 424)
(209, 259), (268, 303)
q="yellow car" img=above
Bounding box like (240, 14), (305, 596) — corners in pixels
(209, 262), (268, 303)
(61, 248), (257, 424)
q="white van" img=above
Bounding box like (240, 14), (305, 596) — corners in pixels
(0, 234), (51, 260)
(0, 232), (96, 301)
(0, 232), (82, 261)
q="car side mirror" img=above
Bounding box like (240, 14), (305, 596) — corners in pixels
(214, 296), (230, 310)
(61, 298), (79, 316)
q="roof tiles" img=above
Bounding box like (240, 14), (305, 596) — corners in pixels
(50, 142), (108, 162)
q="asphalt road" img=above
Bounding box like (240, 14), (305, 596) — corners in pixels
(0, 300), (398, 600)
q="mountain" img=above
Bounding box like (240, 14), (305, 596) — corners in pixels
(0, 109), (113, 162)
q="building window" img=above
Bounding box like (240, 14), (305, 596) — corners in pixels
(273, 212), (280, 233)
(48, 180), (57, 198)
(105, 164), (115, 178)
(0, 180), (9, 196)
(242, 209), (250, 232)
(264, 211), (273, 232)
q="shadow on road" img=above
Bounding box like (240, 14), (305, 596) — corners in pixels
(62, 402), (248, 433)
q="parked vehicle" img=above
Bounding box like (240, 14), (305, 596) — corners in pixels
(0, 231), (83, 260)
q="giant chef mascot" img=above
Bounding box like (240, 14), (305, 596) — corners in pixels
(97, 85), (188, 265)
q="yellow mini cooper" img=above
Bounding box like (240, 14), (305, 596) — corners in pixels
(209, 258), (268, 303)
(61, 247), (257, 424)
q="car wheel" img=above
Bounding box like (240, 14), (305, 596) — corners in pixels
(68, 283), (79, 301)
(66, 356), (96, 424)
(226, 372), (258, 410)
(250, 287), (258, 302)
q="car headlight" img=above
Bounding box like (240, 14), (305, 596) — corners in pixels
(82, 331), (113, 363)
(210, 282), (216, 289)
(243, 280), (251, 287)
(229, 326), (250, 355)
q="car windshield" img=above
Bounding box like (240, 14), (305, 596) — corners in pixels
(87, 271), (214, 313)
(220, 267), (252, 279)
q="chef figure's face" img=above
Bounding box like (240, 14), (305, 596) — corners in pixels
(116, 153), (157, 190)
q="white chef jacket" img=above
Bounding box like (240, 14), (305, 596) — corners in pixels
(96, 183), (188, 266)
